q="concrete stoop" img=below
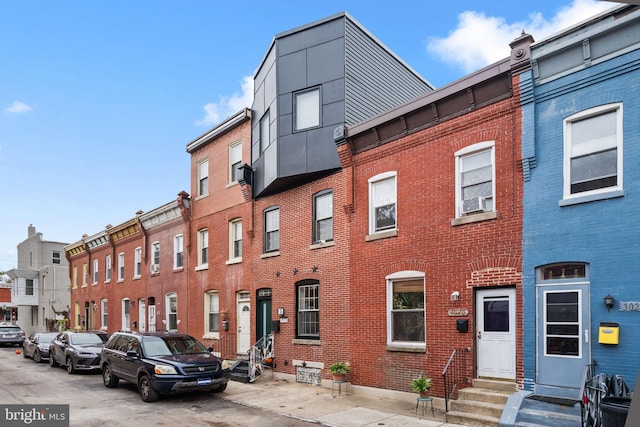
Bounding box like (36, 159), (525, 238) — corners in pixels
(446, 379), (517, 427)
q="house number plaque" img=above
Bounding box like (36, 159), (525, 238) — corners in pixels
(448, 308), (469, 316)
(619, 302), (640, 312)
(296, 367), (321, 385)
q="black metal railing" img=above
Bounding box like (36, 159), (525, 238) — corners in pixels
(207, 333), (236, 360)
(441, 347), (470, 412)
(248, 333), (274, 382)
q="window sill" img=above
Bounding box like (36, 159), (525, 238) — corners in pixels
(365, 229), (398, 242)
(195, 194), (208, 201)
(117, 279), (124, 283)
(559, 189), (624, 207)
(386, 344), (426, 353)
(173, 267), (184, 272)
(132, 275), (141, 280)
(310, 241), (335, 250)
(225, 181), (239, 189)
(226, 257), (242, 265)
(261, 251), (280, 259)
(293, 338), (321, 346)
(195, 264), (209, 271)
(92, 282), (98, 286)
(104, 280), (111, 284)
(451, 210), (497, 226)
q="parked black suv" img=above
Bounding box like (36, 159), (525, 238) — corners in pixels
(100, 331), (231, 402)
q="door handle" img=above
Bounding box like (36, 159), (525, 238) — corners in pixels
(477, 330), (482, 339)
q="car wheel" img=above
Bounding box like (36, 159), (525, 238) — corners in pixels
(138, 375), (160, 402)
(213, 383), (227, 393)
(102, 365), (119, 388)
(49, 352), (59, 367)
(66, 356), (76, 374)
(32, 349), (42, 363)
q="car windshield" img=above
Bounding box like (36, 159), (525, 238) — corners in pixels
(0, 327), (21, 333)
(70, 333), (104, 345)
(142, 336), (208, 356)
(38, 333), (58, 342)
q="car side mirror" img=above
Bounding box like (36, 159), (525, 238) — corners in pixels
(207, 347), (214, 352)
(126, 350), (139, 358)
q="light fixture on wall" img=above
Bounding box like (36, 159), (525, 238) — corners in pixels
(93, 303), (98, 310)
(604, 294), (615, 311)
(277, 307), (285, 317)
(130, 299), (135, 307)
(450, 291), (460, 301)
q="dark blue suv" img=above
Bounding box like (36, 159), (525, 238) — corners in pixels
(100, 331), (231, 402)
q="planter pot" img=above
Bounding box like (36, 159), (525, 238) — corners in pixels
(332, 373), (347, 382)
(419, 390), (430, 398)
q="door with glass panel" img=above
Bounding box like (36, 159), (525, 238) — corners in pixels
(476, 287), (516, 379)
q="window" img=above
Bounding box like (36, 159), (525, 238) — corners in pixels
(387, 271), (425, 348)
(456, 141), (495, 216)
(174, 235), (184, 269)
(230, 219), (242, 260)
(122, 299), (131, 331)
(134, 247), (142, 277)
(82, 263), (88, 286)
(369, 172), (397, 234)
(564, 104), (622, 198)
(260, 111), (270, 153)
(198, 159), (209, 197)
(26, 279), (34, 296)
(52, 251), (61, 264)
(117, 253), (125, 281)
(206, 292), (219, 333)
(198, 229), (208, 267)
(72, 266), (78, 289)
(166, 293), (178, 331)
(101, 299), (108, 329)
(294, 88), (320, 131)
(93, 259), (99, 284)
(264, 207), (280, 253)
(297, 281), (319, 339)
(105, 255), (112, 282)
(229, 142), (242, 183)
(313, 190), (333, 243)
(151, 242), (160, 271)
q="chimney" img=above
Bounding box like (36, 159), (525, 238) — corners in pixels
(28, 224), (36, 237)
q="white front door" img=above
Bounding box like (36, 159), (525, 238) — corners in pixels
(476, 288), (516, 379)
(237, 300), (251, 354)
(138, 299), (146, 332)
(148, 305), (156, 332)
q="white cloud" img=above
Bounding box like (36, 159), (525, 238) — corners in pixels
(196, 75), (254, 127)
(427, 0), (614, 74)
(4, 101), (33, 114)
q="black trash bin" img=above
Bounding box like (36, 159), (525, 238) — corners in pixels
(600, 397), (631, 427)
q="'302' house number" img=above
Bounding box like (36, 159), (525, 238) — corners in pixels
(619, 302), (640, 311)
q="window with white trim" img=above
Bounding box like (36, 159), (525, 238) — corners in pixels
(564, 103), (622, 198)
(313, 190), (333, 243)
(52, 251), (61, 264)
(296, 280), (319, 339)
(151, 242), (160, 271)
(455, 141), (495, 217)
(92, 259), (99, 284)
(264, 207), (280, 253)
(369, 172), (397, 234)
(294, 87), (320, 131)
(198, 229), (208, 267)
(198, 159), (209, 197)
(206, 291), (219, 333)
(117, 252), (125, 282)
(122, 299), (131, 331)
(386, 271), (425, 349)
(229, 141), (242, 184)
(82, 263), (88, 286)
(229, 219), (242, 260)
(134, 247), (142, 278)
(105, 255), (112, 282)
(166, 293), (178, 331)
(101, 299), (108, 329)
(174, 235), (184, 269)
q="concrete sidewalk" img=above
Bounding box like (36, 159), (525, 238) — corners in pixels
(221, 376), (468, 427)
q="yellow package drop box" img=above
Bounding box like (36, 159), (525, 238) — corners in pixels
(599, 322), (619, 345)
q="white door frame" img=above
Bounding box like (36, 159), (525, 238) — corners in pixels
(476, 287), (516, 379)
(237, 292), (251, 354)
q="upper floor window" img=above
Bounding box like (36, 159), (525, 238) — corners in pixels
(260, 111), (270, 153)
(151, 242), (160, 269)
(82, 263), (88, 286)
(294, 87), (320, 131)
(174, 235), (184, 269)
(92, 259), (99, 284)
(456, 141), (495, 217)
(264, 207), (280, 253)
(52, 251), (61, 264)
(198, 229), (208, 267)
(369, 172), (397, 234)
(72, 266), (78, 289)
(564, 104), (622, 199)
(206, 291), (219, 333)
(26, 279), (34, 296)
(105, 255), (112, 282)
(198, 159), (209, 197)
(313, 190), (333, 243)
(229, 142), (242, 184)
(117, 252), (125, 282)
(386, 271), (425, 349)
(296, 280), (319, 339)
(166, 293), (178, 332)
(229, 219), (242, 261)
(101, 299), (108, 329)
(134, 247), (142, 278)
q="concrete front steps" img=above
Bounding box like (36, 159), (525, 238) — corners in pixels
(446, 378), (517, 427)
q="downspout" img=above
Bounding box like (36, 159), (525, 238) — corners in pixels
(178, 191), (191, 333)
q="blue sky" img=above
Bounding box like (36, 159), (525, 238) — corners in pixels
(0, 0), (617, 272)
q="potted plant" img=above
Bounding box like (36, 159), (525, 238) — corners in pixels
(412, 374), (432, 398)
(328, 361), (350, 381)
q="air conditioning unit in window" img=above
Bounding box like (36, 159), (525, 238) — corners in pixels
(462, 197), (487, 214)
(150, 264), (159, 274)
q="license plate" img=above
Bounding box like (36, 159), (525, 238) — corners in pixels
(197, 378), (212, 386)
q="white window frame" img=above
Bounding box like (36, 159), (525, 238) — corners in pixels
(52, 251), (61, 264)
(122, 299), (131, 331)
(174, 234), (184, 269)
(82, 263), (88, 286)
(205, 291), (220, 337)
(563, 103), (623, 201)
(92, 259), (99, 285)
(455, 141), (495, 218)
(386, 270), (426, 351)
(313, 190), (333, 243)
(197, 229), (208, 268)
(296, 281), (320, 339)
(105, 255), (112, 283)
(101, 299), (108, 329)
(198, 158), (209, 197)
(229, 141), (242, 184)
(166, 293), (178, 332)
(134, 247), (142, 278)
(229, 219), (242, 261)
(368, 172), (397, 235)
(151, 242), (160, 271)
(117, 252), (125, 282)
(294, 87), (321, 131)
(264, 207), (280, 253)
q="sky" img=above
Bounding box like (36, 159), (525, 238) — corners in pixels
(0, 0), (619, 272)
